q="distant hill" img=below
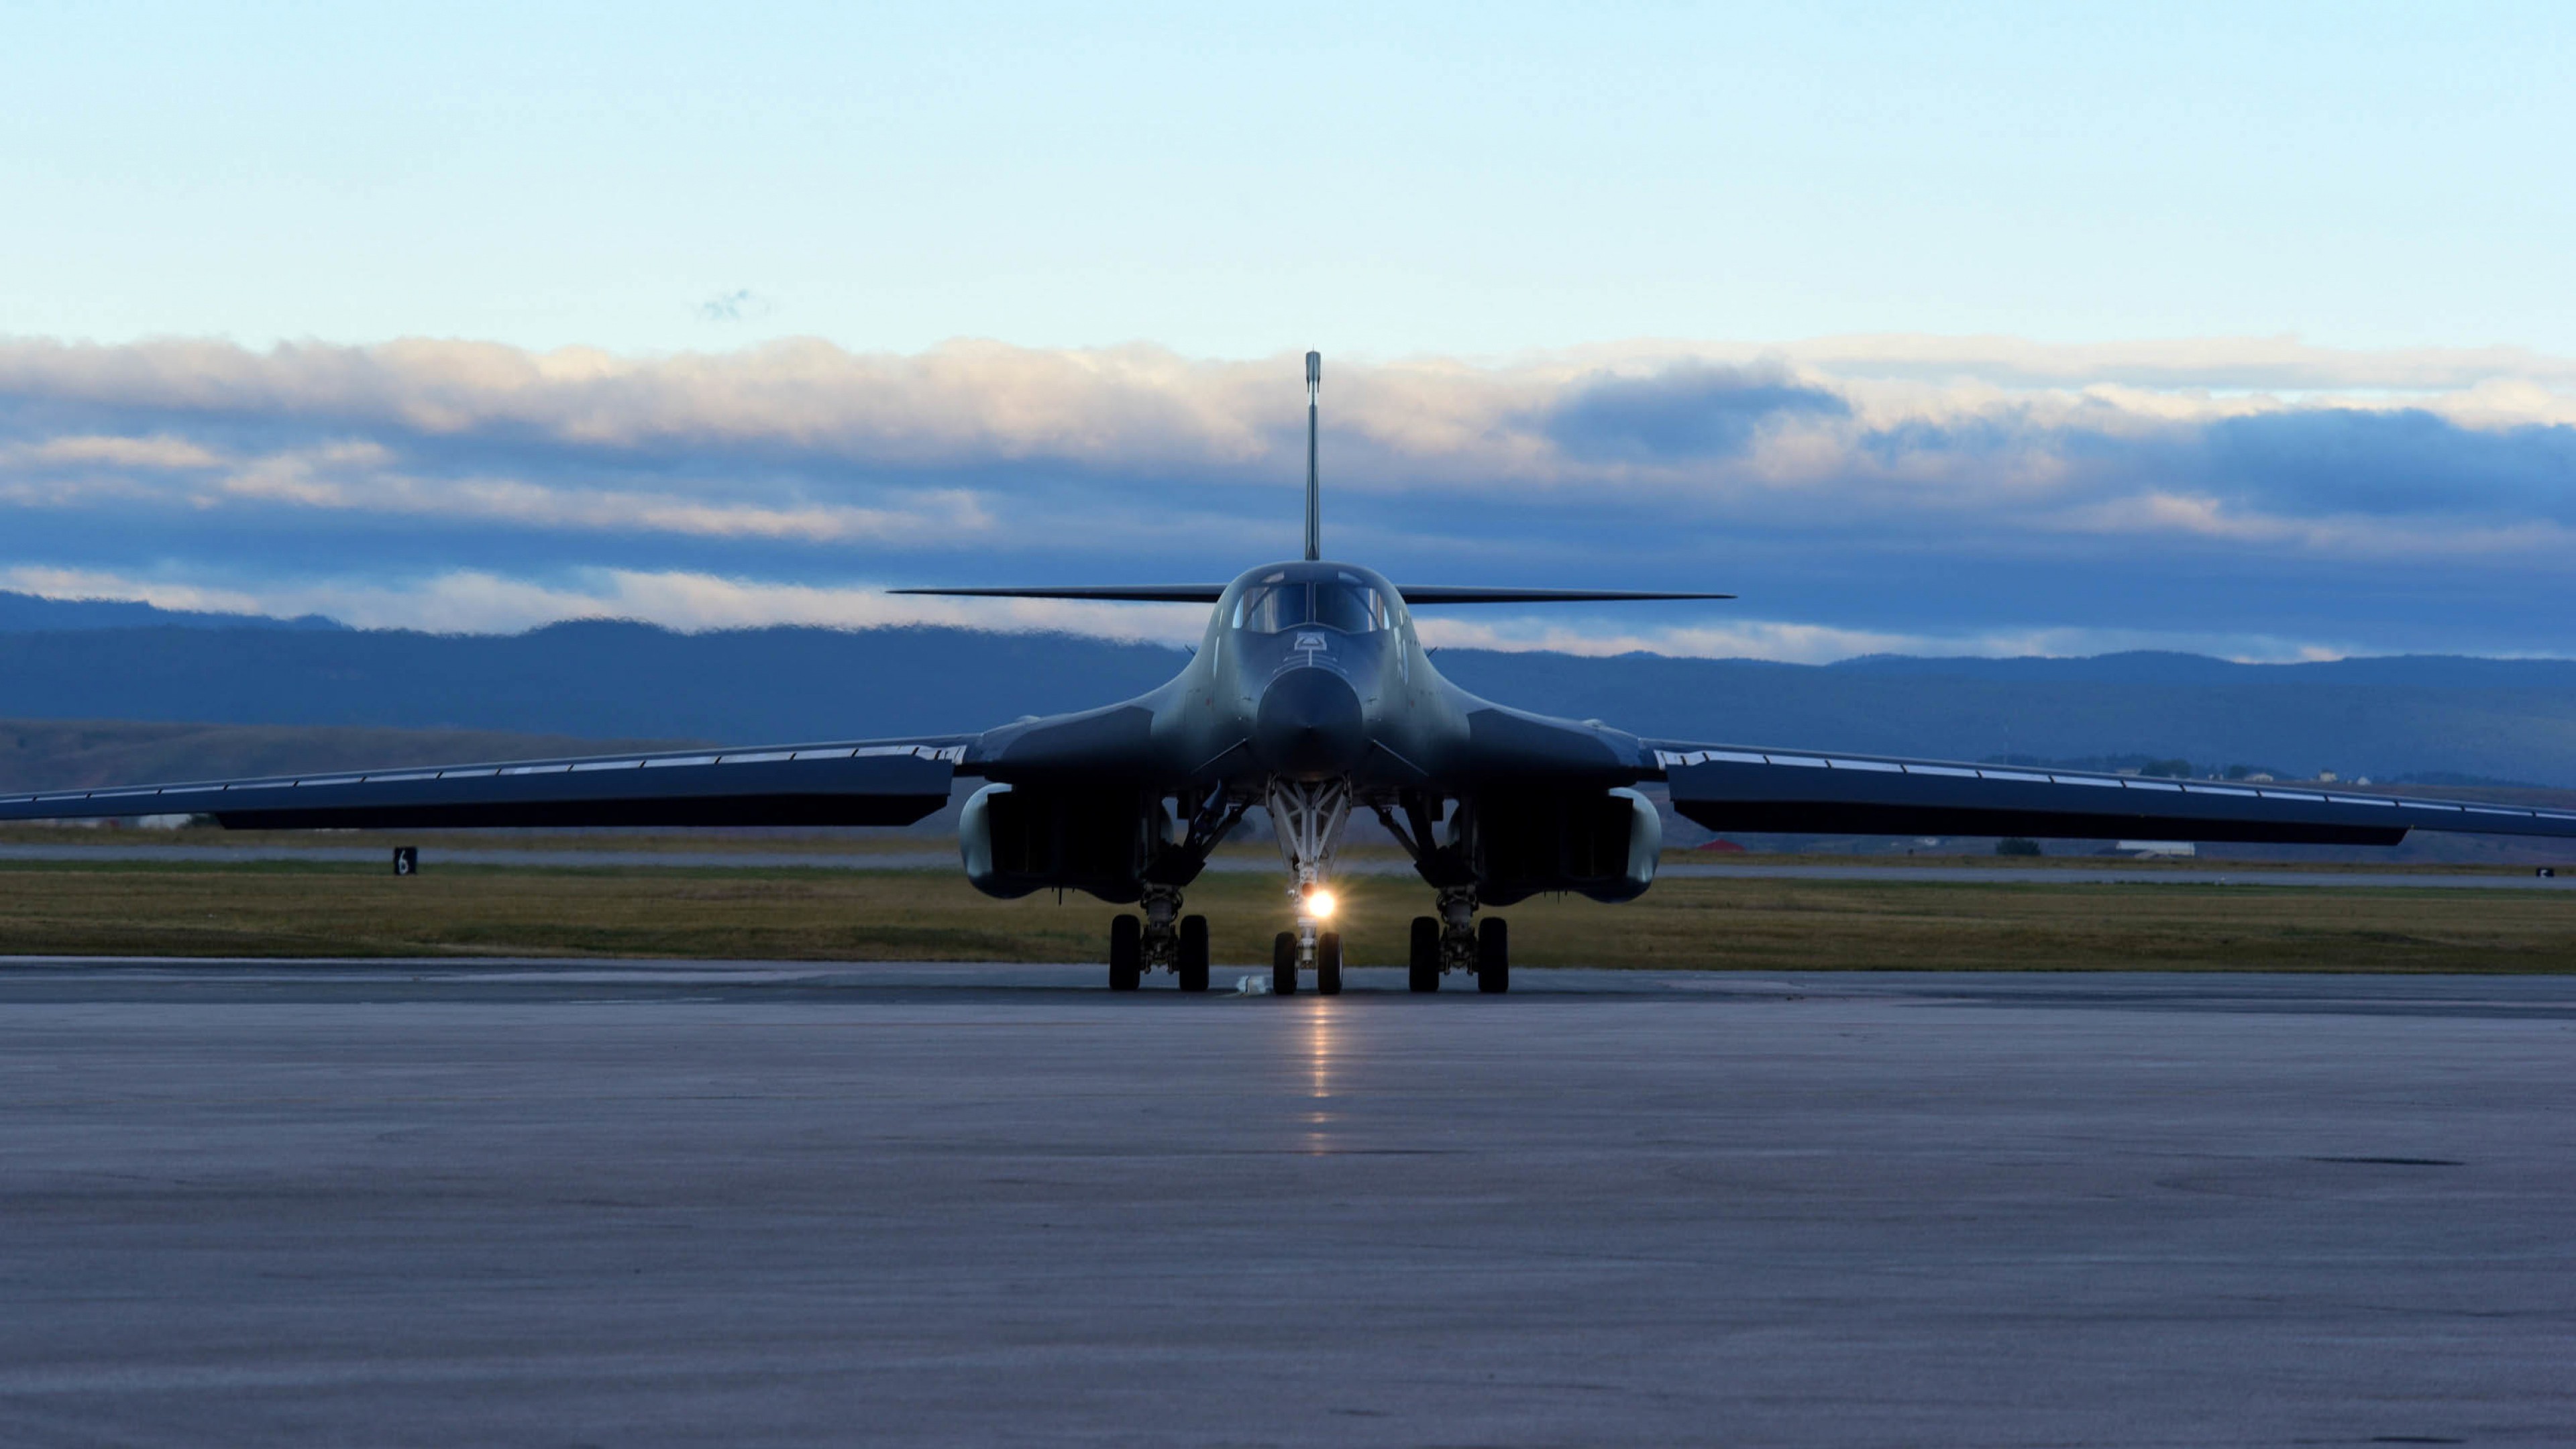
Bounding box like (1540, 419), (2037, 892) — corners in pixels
(0, 622), (2571, 786)
(0, 621), (1185, 742)
(0, 719), (695, 794)
(1825, 649), (2576, 690)
(1427, 649), (2576, 786)
(0, 591), (344, 633)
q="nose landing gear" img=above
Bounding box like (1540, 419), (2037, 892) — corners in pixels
(1267, 776), (1352, 996)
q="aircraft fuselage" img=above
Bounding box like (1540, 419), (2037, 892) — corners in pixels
(955, 559), (1666, 991)
(969, 559), (1645, 799)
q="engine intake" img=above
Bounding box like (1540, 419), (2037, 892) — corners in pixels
(1465, 787), (1662, 905)
(960, 783), (1155, 902)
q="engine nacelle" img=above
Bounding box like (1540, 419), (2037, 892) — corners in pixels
(1466, 786), (1662, 906)
(960, 782), (1154, 903)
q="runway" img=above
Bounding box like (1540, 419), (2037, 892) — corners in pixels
(2, 961), (2570, 1446)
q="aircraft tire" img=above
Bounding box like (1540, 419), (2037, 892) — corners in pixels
(1316, 931), (1343, 996)
(1409, 916), (1440, 993)
(1272, 930), (1298, 996)
(1110, 914), (1142, 991)
(1477, 916), (1509, 994)
(1177, 914), (1210, 992)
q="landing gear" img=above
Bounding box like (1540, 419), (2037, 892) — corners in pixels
(1316, 931), (1344, 996)
(1138, 882), (1183, 972)
(1272, 931), (1298, 996)
(1476, 916), (1510, 994)
(1399, 885), (1507, 994)
(1267, 777), (1352, 981)
(1177, 914), (1210, 993)
(1436, 885), (1483, 977)
(1110, 914), (1142, 991)
(1122, 885), (1209, 991)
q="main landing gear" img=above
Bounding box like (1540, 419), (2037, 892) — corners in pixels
(1406, 886), (1508, 993)
(1102, 780), (1514, 996)
(1177, 915), (1209, 993)
(1108, 883), (1209, 991)
(1118, 902), (1501, 995)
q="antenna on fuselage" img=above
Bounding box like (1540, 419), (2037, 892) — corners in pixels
(1303, 350), (1322, 561)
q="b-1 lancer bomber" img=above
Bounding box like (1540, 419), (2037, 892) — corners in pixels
(9, 353), (2573, 992)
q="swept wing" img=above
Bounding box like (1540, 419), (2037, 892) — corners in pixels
(1649, 742), (2576, 845)
(0, 737), (972, 830)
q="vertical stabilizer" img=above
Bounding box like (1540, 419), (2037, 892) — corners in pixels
(1304, 351), (1322, 561)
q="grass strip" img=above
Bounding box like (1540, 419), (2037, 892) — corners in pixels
(1, 859), (2569, 971)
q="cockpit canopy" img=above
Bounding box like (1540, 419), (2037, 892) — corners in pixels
(1232, 570), (1400, 635)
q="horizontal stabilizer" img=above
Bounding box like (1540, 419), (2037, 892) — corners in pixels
(892, 584), (1732, 605)
(891, 585), (1230, 602)
(1392, 587), (1733, 604)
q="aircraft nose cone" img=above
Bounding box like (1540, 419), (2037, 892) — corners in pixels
(1253, 669), (1366, 780)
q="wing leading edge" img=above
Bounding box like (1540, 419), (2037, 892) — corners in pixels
(1649, 743), (2576, 846)
(0, 737), (973, 830)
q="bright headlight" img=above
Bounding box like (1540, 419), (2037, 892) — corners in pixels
(1305, 888), (1337, 920)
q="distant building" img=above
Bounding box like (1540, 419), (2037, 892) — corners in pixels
(1695, 838), (1748, 853)
(2317, 770), (2339, 784)
(2114, 841), (2198, 859)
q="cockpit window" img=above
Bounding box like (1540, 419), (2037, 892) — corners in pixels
(1232, 577), (1394, 635)
(1233, 583), (1311, 633)
(1313, 581), (1388, 633)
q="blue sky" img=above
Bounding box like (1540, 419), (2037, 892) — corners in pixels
(2, 3), (2571, 659)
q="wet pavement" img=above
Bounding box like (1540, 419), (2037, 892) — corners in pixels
(0, 961), (2569, 1446)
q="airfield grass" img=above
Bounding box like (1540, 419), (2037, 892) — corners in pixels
(1, 858), (2571, 971)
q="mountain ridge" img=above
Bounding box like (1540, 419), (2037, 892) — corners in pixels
(0, 590), (345, 633)
(0, 621), (2569, 785)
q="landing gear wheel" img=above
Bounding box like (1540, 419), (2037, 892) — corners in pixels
(1409, 916), (1440, 993)
(1316, 931), (1343, 996)
(1476, 916), (1509, 994)
(1272, 931), (1298, 996)
(1177, 914), (1210, 993)
(1110, 914), (1142, 991)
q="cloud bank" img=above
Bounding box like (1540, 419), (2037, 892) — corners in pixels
(1, 333), (2570, 661)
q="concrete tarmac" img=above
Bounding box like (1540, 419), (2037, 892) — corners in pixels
(1, 960), (2570, 1446)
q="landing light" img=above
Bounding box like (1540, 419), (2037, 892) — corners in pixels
(1305, 888), (1337, 920)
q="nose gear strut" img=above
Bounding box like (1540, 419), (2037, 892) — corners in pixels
(1265, 776), (1352, 988)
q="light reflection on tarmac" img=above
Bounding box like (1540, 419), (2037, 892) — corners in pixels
(0, 961), (2570, 1446)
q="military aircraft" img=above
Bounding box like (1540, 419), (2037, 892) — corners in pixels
(7, 353), (2573, 992)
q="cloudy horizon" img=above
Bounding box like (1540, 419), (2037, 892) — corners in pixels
(8, 7), (2569, 666)
(0, 331), (2570, 663)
